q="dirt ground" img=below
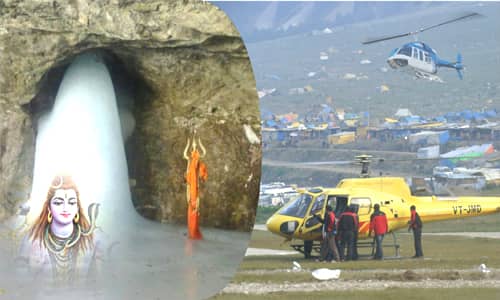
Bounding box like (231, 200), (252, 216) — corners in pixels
(222, 278), (500, 294)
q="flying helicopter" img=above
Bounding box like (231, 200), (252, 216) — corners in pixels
(362, 12), (482, 81)
(265, 155), (500, 258)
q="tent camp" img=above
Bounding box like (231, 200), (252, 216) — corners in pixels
(395, 108), (412, 117)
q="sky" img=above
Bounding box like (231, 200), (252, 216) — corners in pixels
(213, 1), (450, 42)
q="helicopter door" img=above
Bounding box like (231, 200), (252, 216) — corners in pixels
(300, 194), (326, 235)
(333, 196), (348, 217)
(411, 49), (434, 73)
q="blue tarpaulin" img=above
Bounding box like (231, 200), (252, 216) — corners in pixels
(460, 110), (473, 120)
(265, 120), (277, 127)
(261, 111), (274, 120)
(401, 116), (422, 125)
(277, 131), (287, 141)
(444, 112), (460, 121)
(439, 131), (450, 144)
(472, 112), (486, 121)
(485, 110), (497, 117)
(434, 116), (446, 122)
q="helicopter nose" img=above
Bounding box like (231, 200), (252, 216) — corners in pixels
(265, 215), (280, 234)
(266, 215), (299, 236)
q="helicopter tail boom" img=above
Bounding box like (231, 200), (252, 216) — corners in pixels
(436, 53), (464, 79)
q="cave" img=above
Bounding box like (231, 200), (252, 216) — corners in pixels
(27, 49), (159, 220)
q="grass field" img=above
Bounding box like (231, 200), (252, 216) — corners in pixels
(212, 213), (500, 299)
(414, 214), (500, 233)
(244, 230), (500, 271)
(214, 288), (500, 300)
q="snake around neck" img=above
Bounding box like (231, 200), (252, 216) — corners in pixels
(43, 203), (99, 255)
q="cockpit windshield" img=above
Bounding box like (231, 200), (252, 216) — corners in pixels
(397, 46), (412, 56)
(280, 193), (313, 218)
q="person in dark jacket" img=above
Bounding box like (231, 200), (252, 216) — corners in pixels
(369, 204), (389, 260)
(408, 205), (423, 258)
(350, 204), (360, 260)
(315, 205), (340, 262)
(338, 206), (358, 261)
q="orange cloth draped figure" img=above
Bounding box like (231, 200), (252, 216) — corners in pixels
(183, 136), (208, 240)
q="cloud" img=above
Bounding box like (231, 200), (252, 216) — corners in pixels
(324, 2), (355, 23)
(279, 2), (316, 31)
(255, 2), (279, 31)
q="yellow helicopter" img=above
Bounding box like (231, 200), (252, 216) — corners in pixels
(265, 155), (500, 258)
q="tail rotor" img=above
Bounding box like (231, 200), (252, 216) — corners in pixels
(455, 53), (464, 79)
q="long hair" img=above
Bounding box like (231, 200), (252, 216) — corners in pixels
(29, 175), (93, 252)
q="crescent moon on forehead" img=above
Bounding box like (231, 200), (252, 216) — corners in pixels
(51, 176), (64, 189)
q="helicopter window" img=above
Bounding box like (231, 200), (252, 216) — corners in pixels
(397, 46), (411, 56)
(351, 197), (371, 215)
(419, 50), (423, 61)
(310, 194), (325, 215)
(412, 48), (418, 59)
(280, 193), (313, 218)
(424, 53), (431, 63)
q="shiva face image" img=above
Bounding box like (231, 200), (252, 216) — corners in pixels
(26, 175), (99, 282)
(49, 188), (79, 227)
(30, 175), (94, 251)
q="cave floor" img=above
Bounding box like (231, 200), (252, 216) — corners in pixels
(0, 216), (250, 300)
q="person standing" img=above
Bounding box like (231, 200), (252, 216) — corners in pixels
(315, 205), (340, 262)
(338, 206), (358, 261)
(408, 205), (424, 258)
(369, 204), (389, 260)
(184, 136), (208, 240)
(350, 204), (360, 260)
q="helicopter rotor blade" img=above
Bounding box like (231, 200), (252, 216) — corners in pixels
(362, 12), (483, 45)
(278, 154), (488, 166)
(362, 32), (416, 45)
(418, 12), (482, 33)
(296, 160), (354, 166)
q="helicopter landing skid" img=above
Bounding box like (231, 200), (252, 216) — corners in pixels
(414, 70), (444, 83)
(291, 241), (322, 259)
(358, 231), (401, 259)
(377, 231), (401, 259)
(291, 232), (401, 260)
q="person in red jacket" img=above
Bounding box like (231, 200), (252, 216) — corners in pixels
(369, 203), (388, 260)
(314, 205), (340, 262)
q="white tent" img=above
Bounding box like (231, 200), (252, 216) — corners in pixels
(395, 108), (412, 117)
